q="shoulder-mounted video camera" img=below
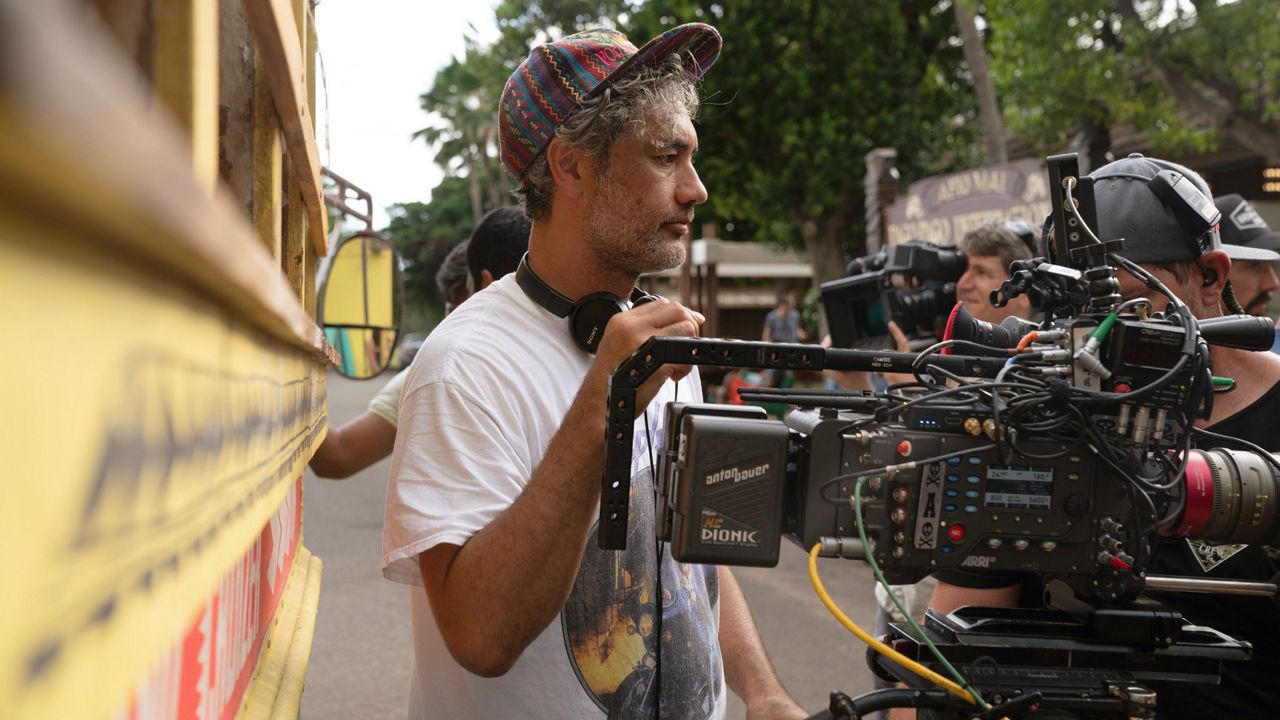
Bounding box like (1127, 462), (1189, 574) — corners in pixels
(820, 239), (966, 349)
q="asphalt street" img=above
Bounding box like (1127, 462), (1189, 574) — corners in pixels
(300, 372), (882, 719)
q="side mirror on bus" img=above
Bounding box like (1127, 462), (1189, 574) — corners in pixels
(317, 231), (403, 379)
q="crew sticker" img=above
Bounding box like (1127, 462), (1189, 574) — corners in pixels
(914, 461), (944, 550)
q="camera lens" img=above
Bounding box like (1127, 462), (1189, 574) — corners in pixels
(1178, 449), (1280, 545)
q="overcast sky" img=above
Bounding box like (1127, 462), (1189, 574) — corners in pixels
(314, 1), (500, 229)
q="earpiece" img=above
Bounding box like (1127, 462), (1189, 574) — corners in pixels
(515, 254), (660, 353)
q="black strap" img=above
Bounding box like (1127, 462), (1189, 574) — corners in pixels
(517, 252), (651, 314)
(515, 253), (574, 318)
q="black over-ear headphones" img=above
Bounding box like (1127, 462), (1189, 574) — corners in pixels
(515, 253), (660, 353)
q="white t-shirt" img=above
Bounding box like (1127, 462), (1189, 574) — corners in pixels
(382, 274), (726, 720)
(368, 368), (408, 426)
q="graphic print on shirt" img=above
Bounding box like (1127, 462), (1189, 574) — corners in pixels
(561, 413), (722, 718)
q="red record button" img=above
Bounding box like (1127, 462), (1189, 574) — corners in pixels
(897, 440), (912, 457)
(1112, 382), (1131, 393)
(947, 524), (966, 543)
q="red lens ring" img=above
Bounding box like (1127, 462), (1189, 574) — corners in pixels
(1176, 451), (1214, 537)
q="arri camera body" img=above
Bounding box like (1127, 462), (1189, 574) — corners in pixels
(820, 239), (966, 349)
(596, 154), (1280, 719)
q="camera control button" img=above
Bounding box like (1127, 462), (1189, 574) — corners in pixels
(947, 524), (966, 542)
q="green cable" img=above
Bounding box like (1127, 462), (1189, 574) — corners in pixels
(1212, 376), (1236, 388)
(860, 471), (988, 707)
(1091, 312), (1119, 342)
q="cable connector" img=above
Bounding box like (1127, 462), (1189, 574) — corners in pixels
(1098, 551), (1134, 572)
(1073, 312), (1118, 379)
(1073, 349), (1111, 379)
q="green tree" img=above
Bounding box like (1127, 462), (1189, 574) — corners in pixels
(383, 176), (475, 329)
(986, 0), (1280, 170)
(415, 42), (512, 225)
(623, 1), (979, 286)
(421, 1), (979, 291)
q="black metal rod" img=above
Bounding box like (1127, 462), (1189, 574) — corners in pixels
(597, 337), (1006, 550)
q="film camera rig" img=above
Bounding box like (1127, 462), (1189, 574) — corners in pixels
(595, 154), (1280, 719)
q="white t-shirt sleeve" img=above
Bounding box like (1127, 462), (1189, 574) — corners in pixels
(367, 368), (408, 426)
(381, 378), (531, 586)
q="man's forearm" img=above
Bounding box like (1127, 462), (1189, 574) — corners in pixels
(718, 568), (805, 717)
(423, 378), (608, 674)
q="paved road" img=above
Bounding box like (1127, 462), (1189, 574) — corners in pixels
(301, 372), (882, 719)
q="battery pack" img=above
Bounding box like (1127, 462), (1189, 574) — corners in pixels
(670, 412), (789, 567)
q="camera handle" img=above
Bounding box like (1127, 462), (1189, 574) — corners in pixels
(598, 337), (1009, 551)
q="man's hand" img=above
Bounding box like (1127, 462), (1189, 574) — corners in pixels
(589, 298), (704, 413)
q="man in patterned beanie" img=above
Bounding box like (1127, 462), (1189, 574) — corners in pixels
(384, 23), (808, 720)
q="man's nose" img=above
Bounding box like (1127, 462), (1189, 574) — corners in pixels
(678, 164), (708, 207)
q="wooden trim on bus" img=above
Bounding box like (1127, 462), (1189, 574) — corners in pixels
(253, 50), (285, 259)
(0, 1), (326, 356)
(152, 0), (220, 192)
(241, 0), (329, 258)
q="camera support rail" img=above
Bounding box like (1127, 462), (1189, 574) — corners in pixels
(598, 337), (1008, 550)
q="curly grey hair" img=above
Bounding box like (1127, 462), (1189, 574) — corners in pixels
(514, 53), (701, 221)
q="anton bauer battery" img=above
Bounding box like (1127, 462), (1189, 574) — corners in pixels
(655, 403), (789, 566)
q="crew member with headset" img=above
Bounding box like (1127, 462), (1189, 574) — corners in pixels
(928, 155), (1280, 719)
(381, 23), (806, 720)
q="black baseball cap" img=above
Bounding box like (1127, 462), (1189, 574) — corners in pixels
(1090, 154), (1280, 264)
(1215, 194), (1280, 253)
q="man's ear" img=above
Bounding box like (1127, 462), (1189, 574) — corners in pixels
(1198, 250), (1231, 309)
(479, 268), (495, 290)
(546, 138), (588, 199)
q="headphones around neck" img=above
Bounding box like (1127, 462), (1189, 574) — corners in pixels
(515, 253), (660, 353)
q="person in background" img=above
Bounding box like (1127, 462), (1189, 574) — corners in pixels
(761, 291), (806, 343)
(762, 291), (807, 388)
(310, 217), (529, 479)
(466, 207), (530, 293)
(826, 222), (1035, 391)
(953, 222), (1034, 326)
(1216, 193), (1280, 319)
(437, 240), (472, 315)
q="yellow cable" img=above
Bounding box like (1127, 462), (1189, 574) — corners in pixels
(807, 544), (979, 705)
